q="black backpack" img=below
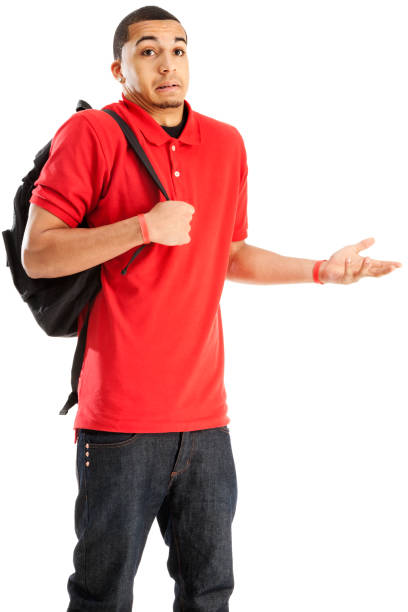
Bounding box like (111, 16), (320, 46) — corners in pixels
(2, 99), (170, 416)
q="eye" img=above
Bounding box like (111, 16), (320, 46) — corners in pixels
(141, 48), (186, 57)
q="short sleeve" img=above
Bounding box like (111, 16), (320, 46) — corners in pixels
(30, 111), (108, 227)
(231, 129), (248, 241)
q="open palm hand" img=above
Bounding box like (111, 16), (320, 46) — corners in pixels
(319, 237), (402, 284)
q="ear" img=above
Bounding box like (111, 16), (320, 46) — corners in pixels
(110, 60), (123, 81)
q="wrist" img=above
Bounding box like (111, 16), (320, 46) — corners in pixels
(318, 261), (326, 283)
(138, 213), (152, 244)
(313, 259), (327, 284)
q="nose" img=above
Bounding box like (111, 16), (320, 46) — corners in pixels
(159, 50), (176, 73)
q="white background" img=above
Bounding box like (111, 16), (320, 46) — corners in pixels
(1, 1), (407, 610)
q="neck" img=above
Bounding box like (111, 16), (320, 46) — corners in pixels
(123, 91), (184, 126)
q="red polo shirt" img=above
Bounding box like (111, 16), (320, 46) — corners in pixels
(30, 93), (248, 438)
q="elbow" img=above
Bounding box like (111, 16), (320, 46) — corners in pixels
(21, 229), (51, 278)
(226, 254), (239, 280)
(21, 247), (44, 279)
(21, 249), (37, 278)
(21, 228), (40, 278)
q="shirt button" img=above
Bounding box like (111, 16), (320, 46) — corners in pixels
(171, 144), (176, 151)
(174, 170), (180, 177)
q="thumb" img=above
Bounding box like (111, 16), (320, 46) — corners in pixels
(354, 237), (375, 253)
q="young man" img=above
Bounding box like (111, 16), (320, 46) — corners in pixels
(22, 6), (402, 612)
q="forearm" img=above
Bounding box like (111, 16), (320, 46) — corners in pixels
(24, 215), (145, 279)
(226, 243), (323, 284)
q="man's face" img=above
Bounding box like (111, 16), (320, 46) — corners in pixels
(113, 19), (189, 111)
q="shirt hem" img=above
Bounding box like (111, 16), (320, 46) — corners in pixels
(30, 195), (78, 228)
(73, 409), (230, 442)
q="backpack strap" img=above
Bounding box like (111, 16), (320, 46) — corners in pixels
(76, 99), (93, 111)
(102, 108), (170, 200)
(102, 108), (171, 275)
(59, 295), (96, 415)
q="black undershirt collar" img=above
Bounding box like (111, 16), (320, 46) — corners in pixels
(160, 103), (188, 139)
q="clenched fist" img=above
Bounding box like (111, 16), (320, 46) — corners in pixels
(144, 200), (195, 246)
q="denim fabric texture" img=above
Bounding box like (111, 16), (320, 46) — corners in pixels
(66, 425), (238, 611)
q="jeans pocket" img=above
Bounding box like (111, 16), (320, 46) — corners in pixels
(81, 428), (141, 448)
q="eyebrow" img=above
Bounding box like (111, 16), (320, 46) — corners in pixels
(135, 35), (187, 47)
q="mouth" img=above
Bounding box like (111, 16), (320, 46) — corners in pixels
(156, 83), (180, 92)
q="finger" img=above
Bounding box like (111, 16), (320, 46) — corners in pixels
(368, 259), (402, 267)
(356, 257), (369, 280)
(343, 257), (354, 283)
(354, 237), (375, 254)
(368, 262), (401, 277)
(364, 259), (390, 274)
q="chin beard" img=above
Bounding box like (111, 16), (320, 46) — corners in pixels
(153, 100), (184, 109)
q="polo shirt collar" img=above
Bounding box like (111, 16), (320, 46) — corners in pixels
(120, 93), (201, 146)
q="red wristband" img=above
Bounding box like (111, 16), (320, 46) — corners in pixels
(138, 213), (151, 244)
(313, 259), (327, 284)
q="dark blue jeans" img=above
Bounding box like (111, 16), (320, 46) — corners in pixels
(66, 425), (238, 611)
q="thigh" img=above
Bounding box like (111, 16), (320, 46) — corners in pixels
(77, 428), (156, 525)
(189, 425), (238, 519)
(159, 426), (238, 610)
(70, 429), (166, 606)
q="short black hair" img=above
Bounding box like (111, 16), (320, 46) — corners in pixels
(113, 5), (187, 61)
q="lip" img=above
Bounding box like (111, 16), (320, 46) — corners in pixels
(155, 82), (180, 91)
